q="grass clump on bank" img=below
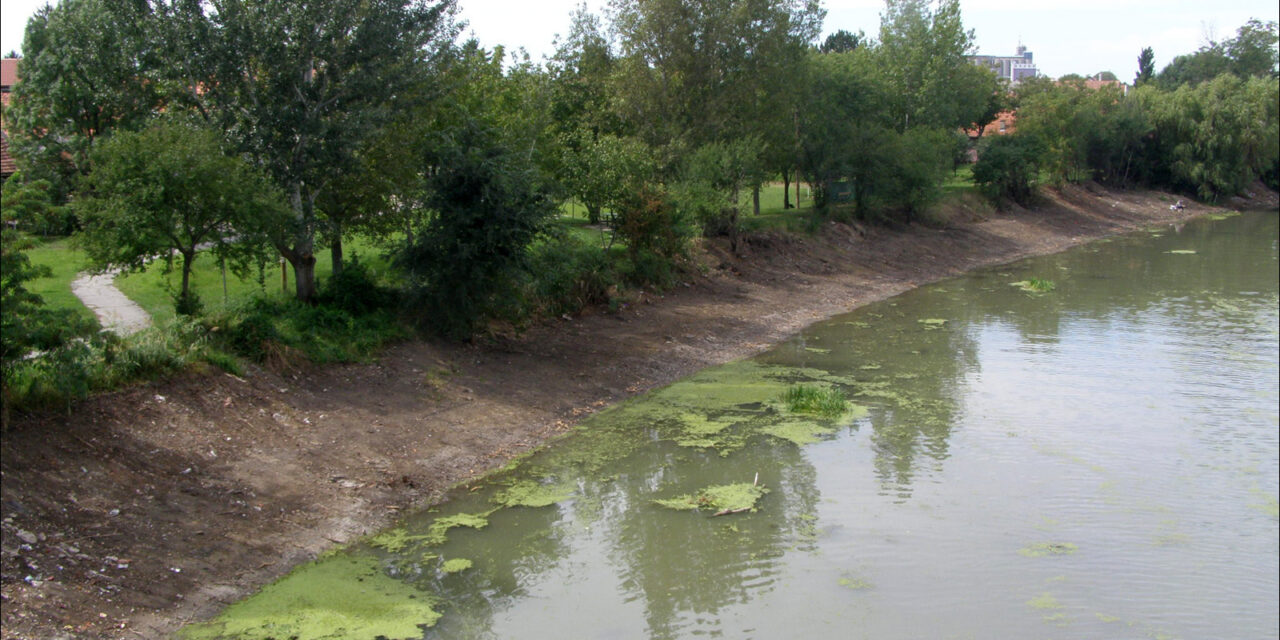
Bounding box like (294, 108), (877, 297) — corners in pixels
(782, 384), (850, 418)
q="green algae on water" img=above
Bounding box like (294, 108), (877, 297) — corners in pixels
(493, 479), (574, 508)
(441, 558), (473, 574)
(838, 576), (873, 590)
(653, 482), (769, 514)
(1026, 592), (1063, 610)
(1019, 542), (1079, 557)
(425, 512), (491, 545)
(181, 553), (440, 640)
(369, 527), (434, 554)
(761, 420), (835, 446)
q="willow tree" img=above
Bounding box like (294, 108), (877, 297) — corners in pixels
(169, 0), (458, 302)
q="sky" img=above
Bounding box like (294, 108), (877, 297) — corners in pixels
(3, 0), (1277, 81)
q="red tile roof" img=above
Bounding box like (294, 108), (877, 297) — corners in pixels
(0, 58), (17, 89)
(1, 131), (16, 180)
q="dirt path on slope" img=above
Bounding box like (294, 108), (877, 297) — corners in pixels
(2, 184), (1276, 639)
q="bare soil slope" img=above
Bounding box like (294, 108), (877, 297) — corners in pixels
(3, 185), (1275, 639)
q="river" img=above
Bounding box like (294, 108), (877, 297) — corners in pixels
(185, 210), (1279, 640)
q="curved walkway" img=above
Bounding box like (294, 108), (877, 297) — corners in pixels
(70, 269), (152, 335)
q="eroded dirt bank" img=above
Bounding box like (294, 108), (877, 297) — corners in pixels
(3, 184), (1276, 639)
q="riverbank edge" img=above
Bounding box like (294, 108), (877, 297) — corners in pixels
(2, 183), (1276, 639)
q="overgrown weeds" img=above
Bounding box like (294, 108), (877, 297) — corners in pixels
(782, 384), (849, 418)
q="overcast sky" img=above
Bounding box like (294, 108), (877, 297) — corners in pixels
(3, 0), (1277, 81)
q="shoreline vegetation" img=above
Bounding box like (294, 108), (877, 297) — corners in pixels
(2, 183), (1276, 639)
(0, 0), (1276, 637)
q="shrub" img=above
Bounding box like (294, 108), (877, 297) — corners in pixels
(527, 237), (617, 316)
(972, 134), (1043, 207)
(315, 255), (397, 315)
(782, 384), (850, 418)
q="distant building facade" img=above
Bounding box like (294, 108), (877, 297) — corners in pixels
(969, 45), (1039, 84)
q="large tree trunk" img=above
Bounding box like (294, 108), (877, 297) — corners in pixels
(179, 250), (194, 301)
(587, 203), (602, 225)
(282, 184), (320, 302)
(279, 246), (318, 303)
(330, 234), (344, 278)
(782, 168), (792, 209)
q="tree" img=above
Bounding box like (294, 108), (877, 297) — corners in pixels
(972, 134), (1042, 207)
(172, 0), (459, 302)
(876, 0), (983, 131)
(1, 199), (92, 372)
(609, 0), (824, 152)
(548, 4), (625, 223)
(76, 119), (286, 314)
(1141, 74), (1280, 200)
(1226, 19), (1279, 78)
(1095, 71), (1118, 81)
(1158, 19), (1278, 88)
(0, 174), (71, 236)
(7, 0), (165, 199)
(563, 133), (656, 228)
(396, 120), (556, 339)
(821, 29), (862, 54)
(1135, 47), (1155, 86)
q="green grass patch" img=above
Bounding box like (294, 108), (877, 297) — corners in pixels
(941, 164), (977, 194)
(115, 235), (392, 321)
(782, 384), (850, 418)
(23, 237), (97, 325)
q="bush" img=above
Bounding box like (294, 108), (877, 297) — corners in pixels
(526, 237), (617, 317)
(972, 134), (1043, 207)
(615, 185), (692, 262)
(315, 255), (397, 315)
(782, 384), (849, 418)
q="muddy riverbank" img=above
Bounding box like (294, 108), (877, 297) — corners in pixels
(2, 183), (1275, 639)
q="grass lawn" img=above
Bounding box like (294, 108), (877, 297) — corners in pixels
(115, 235), (395, 321)
(942, 165), (978, 194)
(748, 181), (817, 216)
(24, 237), (98, 327)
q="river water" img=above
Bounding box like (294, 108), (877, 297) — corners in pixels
(186, 211), (1279, 640)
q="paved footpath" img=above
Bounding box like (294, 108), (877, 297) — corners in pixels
(70, 270), (152, 335)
